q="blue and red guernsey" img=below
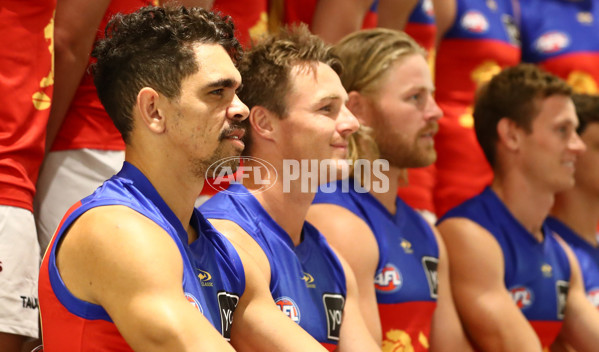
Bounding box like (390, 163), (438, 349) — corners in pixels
(439, 188), (571, 349)
(200, 184), (347, 351)
(432, 0), (520, 217)
(314, 178), (439, 351)
(519, 0), (599, 94)
(38, 162), (245, 351)
(405, 0), (436, 53)
(546, 216), (599, 309)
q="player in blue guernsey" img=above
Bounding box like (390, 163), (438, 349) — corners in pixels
(199, 26), (379, 351)
(548, 94), (599, 310)
(38, 6), (325, 352)
(307, 29), (471, 351)
(438, 64), (599, 351)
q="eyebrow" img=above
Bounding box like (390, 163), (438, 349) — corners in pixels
(203, 78), (239, 90)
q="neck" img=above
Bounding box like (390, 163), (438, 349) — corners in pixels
(367, 166), (401, 215)
(491, 174), (555, 242)
(243, 158), (313, 246)
(552, 187), (599, 246)
(125, 149), (202, 243)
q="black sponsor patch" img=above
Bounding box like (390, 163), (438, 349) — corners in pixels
(556, 280), (569, 319)
(422, 256), (439, 299)
(322, 293), (345, 341)
(217, 291), (240, 340)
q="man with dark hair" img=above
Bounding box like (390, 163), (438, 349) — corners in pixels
(547, 94), (599, 310)
(438, 64), (599, 351)
(38, 6), (319, 351)
(200, 25), (379, 351)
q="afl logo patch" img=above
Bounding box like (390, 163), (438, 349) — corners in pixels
(535, 31), (569, 54)
(587, 287), (599, 308)
(461, 10), (489, 33)
(509, 286), (534, 309)
(375, 264), (403, 293)
(185, 292), (203, 314)
(423, 0), (434, 18)
(275, 296), (301, 323)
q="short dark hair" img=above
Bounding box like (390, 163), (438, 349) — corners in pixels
(91, 5), (241, 143)
(572, 94), (599, 134)
(237, 24), (342, 117)
(236, 24), (342, 153)
(473, 64), (572, 167)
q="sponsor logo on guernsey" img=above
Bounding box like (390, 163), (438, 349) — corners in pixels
(556, 280), (569, 319)
(375, 263), (403, 293)
(322, 293), (345, 341)
(423, 0), (434, 18)
(197, 268), (213, 287)
(302, 272), (316, 288)
(275, 296), (301, 323)
(422, 256), (439, 298)
(502, 14), (521, 46)
(185, 292), (203, 314)
(535, 31), (570, 54)
(541, 263), (553, 278)
(509, 286), (534, 309)
(587, 287), (599, 308)
(461, 10), (489, 34)
(217, 291), (240, 340)
(400, 238), (413, 254)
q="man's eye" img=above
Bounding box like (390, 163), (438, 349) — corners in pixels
(320, 105), (332, 112)
(210, 88), (224, 96)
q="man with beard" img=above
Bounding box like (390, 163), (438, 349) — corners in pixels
(199, 25), (378, 351)
(38, 6), (324, 351)
(308, 29), (470, 351)
(438, 64), (599, 351)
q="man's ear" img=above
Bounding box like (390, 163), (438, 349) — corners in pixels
(497, 117), (522, 151)
(137, 87), (166, 134)
(248, 106), (276, 141)
(347, 91), (370, 126)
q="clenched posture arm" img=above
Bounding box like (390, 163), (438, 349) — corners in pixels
(438, 218), (543, 352)
(57, 205), (234, 351)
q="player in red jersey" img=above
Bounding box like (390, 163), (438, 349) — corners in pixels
(0, 1), (55, 350)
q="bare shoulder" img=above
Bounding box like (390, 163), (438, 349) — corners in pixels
(307, 203), (379, 270)
(208, 218), (271, 281)
(57, 205), (185, 305)
(437, 217), (505, 286)
(307, 203), (377, 246)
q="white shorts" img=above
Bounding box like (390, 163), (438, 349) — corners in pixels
(34, 149), (124, 254)
(0, 206), (40, 338)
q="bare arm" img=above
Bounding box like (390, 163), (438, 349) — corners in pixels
(552, 237), (599, 352)
(376, 0), (419, 31)
(46, 0), (111, 151)
(429, 226), (473, 352)
(57, 206), (233, 351)
(311, 0), (375, 43)
(438, 218), (543, 352)
(209, 219), (328, 352)
(307, 204), (382, 344)
(431, 0), (456, 44)
(334, 249), (382, 352)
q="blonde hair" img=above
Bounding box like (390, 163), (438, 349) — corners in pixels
(333, 28), (425, 164)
